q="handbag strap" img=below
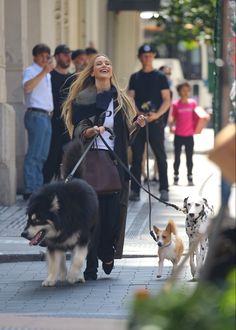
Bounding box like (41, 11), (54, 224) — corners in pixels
(65, 135), (98, 183)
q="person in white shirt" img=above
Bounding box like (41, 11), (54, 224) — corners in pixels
(22, 43), (54, 200)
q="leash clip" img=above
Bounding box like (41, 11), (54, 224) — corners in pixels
(150, 230), (157, 242)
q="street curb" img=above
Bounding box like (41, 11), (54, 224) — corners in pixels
(0, 253), (189, 263)
(0, 253), (156, 263)
(0, 253), (45, 263)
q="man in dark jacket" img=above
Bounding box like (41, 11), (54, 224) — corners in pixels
(43, 44), (73, 183)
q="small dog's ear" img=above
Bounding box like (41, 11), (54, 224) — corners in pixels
(166, 220), (176, 235)
(50, 195), (60, 213)
(153, 225), (160, 234)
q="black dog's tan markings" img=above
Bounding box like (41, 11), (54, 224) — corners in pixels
(21, 179), (98, 286)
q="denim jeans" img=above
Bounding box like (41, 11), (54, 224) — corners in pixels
(24, 111), (52, 193)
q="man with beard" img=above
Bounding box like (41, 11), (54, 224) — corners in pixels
(43, 44), (73, 183)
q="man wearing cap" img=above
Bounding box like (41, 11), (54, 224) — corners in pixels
(128, 44), (171, 201)
(43, 44), (73, 183)
(71, 49), (87, 73)
(85, 47), (98, 63)
(22, 43), (54, 200)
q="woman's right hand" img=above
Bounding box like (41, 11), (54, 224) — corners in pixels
(83, 126), (105, 138)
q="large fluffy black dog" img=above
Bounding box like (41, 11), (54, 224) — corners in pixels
(21, 140), (98, 287)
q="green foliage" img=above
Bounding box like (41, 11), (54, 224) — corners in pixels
(128, 270), (236, 330)
(153, 0), (217, 47)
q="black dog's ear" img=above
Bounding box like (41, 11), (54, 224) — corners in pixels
(50, 195), (60, 213)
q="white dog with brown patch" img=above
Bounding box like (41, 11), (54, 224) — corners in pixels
(153, 220), (184, 278)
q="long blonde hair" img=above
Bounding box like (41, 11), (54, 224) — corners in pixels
(62, 54), (136, 137)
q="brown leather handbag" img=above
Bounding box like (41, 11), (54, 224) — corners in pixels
(83, 149), (122, 195)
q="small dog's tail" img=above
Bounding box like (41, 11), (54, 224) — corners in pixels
(166, 220), (177, 235)
(61, 138), (84, 180)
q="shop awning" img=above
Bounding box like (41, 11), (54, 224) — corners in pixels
(108, 0), (160, 11)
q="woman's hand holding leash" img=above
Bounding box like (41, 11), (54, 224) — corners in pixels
(84, 126), (105, 138)
(136, 114), (146, 127)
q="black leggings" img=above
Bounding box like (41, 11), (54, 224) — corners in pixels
(85, 193), (121, 275)
(173, 135), (194, 176)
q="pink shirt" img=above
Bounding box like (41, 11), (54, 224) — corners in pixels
(171, 98), (198, 136)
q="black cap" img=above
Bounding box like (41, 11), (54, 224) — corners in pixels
(85, 47), (98, 55)
(138, 44), (156, 56)
(71, 49), (86, 60)
(54, 44), (71, 56)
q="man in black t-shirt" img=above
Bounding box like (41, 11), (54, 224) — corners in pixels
(43, 45), (74, 183)
(128, 44), (171, 201)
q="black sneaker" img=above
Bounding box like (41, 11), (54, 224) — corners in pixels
(188, 175), (194, 186)
(143, 177), (148, 184)
(129, 191), (140, 201)
(151, 177), (159, 183)
(23, 193), (32, 201)
(84, 272), (97, 281)
(174, 175), (179, 185)
(102, 260), (114, 275)
(160, 190), (169, 201)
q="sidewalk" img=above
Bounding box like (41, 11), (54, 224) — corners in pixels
(0, 129), (234, 260)
(0, 129), (235, 329)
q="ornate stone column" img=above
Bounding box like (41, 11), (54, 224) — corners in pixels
(0, 0), (16, 205)
(109, 11), (142, 87)
(5, 0), (28, 193)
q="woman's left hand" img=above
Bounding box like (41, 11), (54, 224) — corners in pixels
(136, 114), (146, 127)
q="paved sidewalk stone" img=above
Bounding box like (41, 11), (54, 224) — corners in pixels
(0, 258), (194, 319)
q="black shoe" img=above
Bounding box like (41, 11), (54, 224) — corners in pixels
(143, 177), (148, 184)
(129, 191), (140, 201)
(84, 272), (97, 281)
(23, 193), (32, 201)
(174, 175), (179, 185)
(102, 260), (114, 275)
(187, 175), (194, 186)
(160, 190), (169, 201)
(151, 177), (159, 183)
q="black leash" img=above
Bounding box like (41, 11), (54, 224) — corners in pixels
(97, 130), (183, 212)
(144, 122), (157, 242)
(97, 127), (184, 244)
(65, 126), (184, 242)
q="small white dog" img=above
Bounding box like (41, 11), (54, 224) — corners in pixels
(183, 196), (214, 279)
(153, 220), (184, 278)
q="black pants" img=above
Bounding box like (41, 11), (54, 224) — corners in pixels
(43, 118), (70, 183)
(173, 135), (194, 176)
(85, 193), (121, 275)
(130, 122), (169, 193)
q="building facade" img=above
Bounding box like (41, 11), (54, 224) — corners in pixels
(0, 0), (145, 204)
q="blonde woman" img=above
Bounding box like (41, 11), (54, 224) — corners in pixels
(62, 54), (145, 280)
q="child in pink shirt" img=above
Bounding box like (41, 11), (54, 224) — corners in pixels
(169, 81), (198, 185)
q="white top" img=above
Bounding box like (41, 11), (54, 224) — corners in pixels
(95, 99), (115, 150)
(22, 62), (53, 111)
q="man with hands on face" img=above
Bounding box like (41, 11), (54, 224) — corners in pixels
(22, 43), (54, 200)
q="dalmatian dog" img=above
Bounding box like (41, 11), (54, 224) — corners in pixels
(183, 196), (214, 279)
